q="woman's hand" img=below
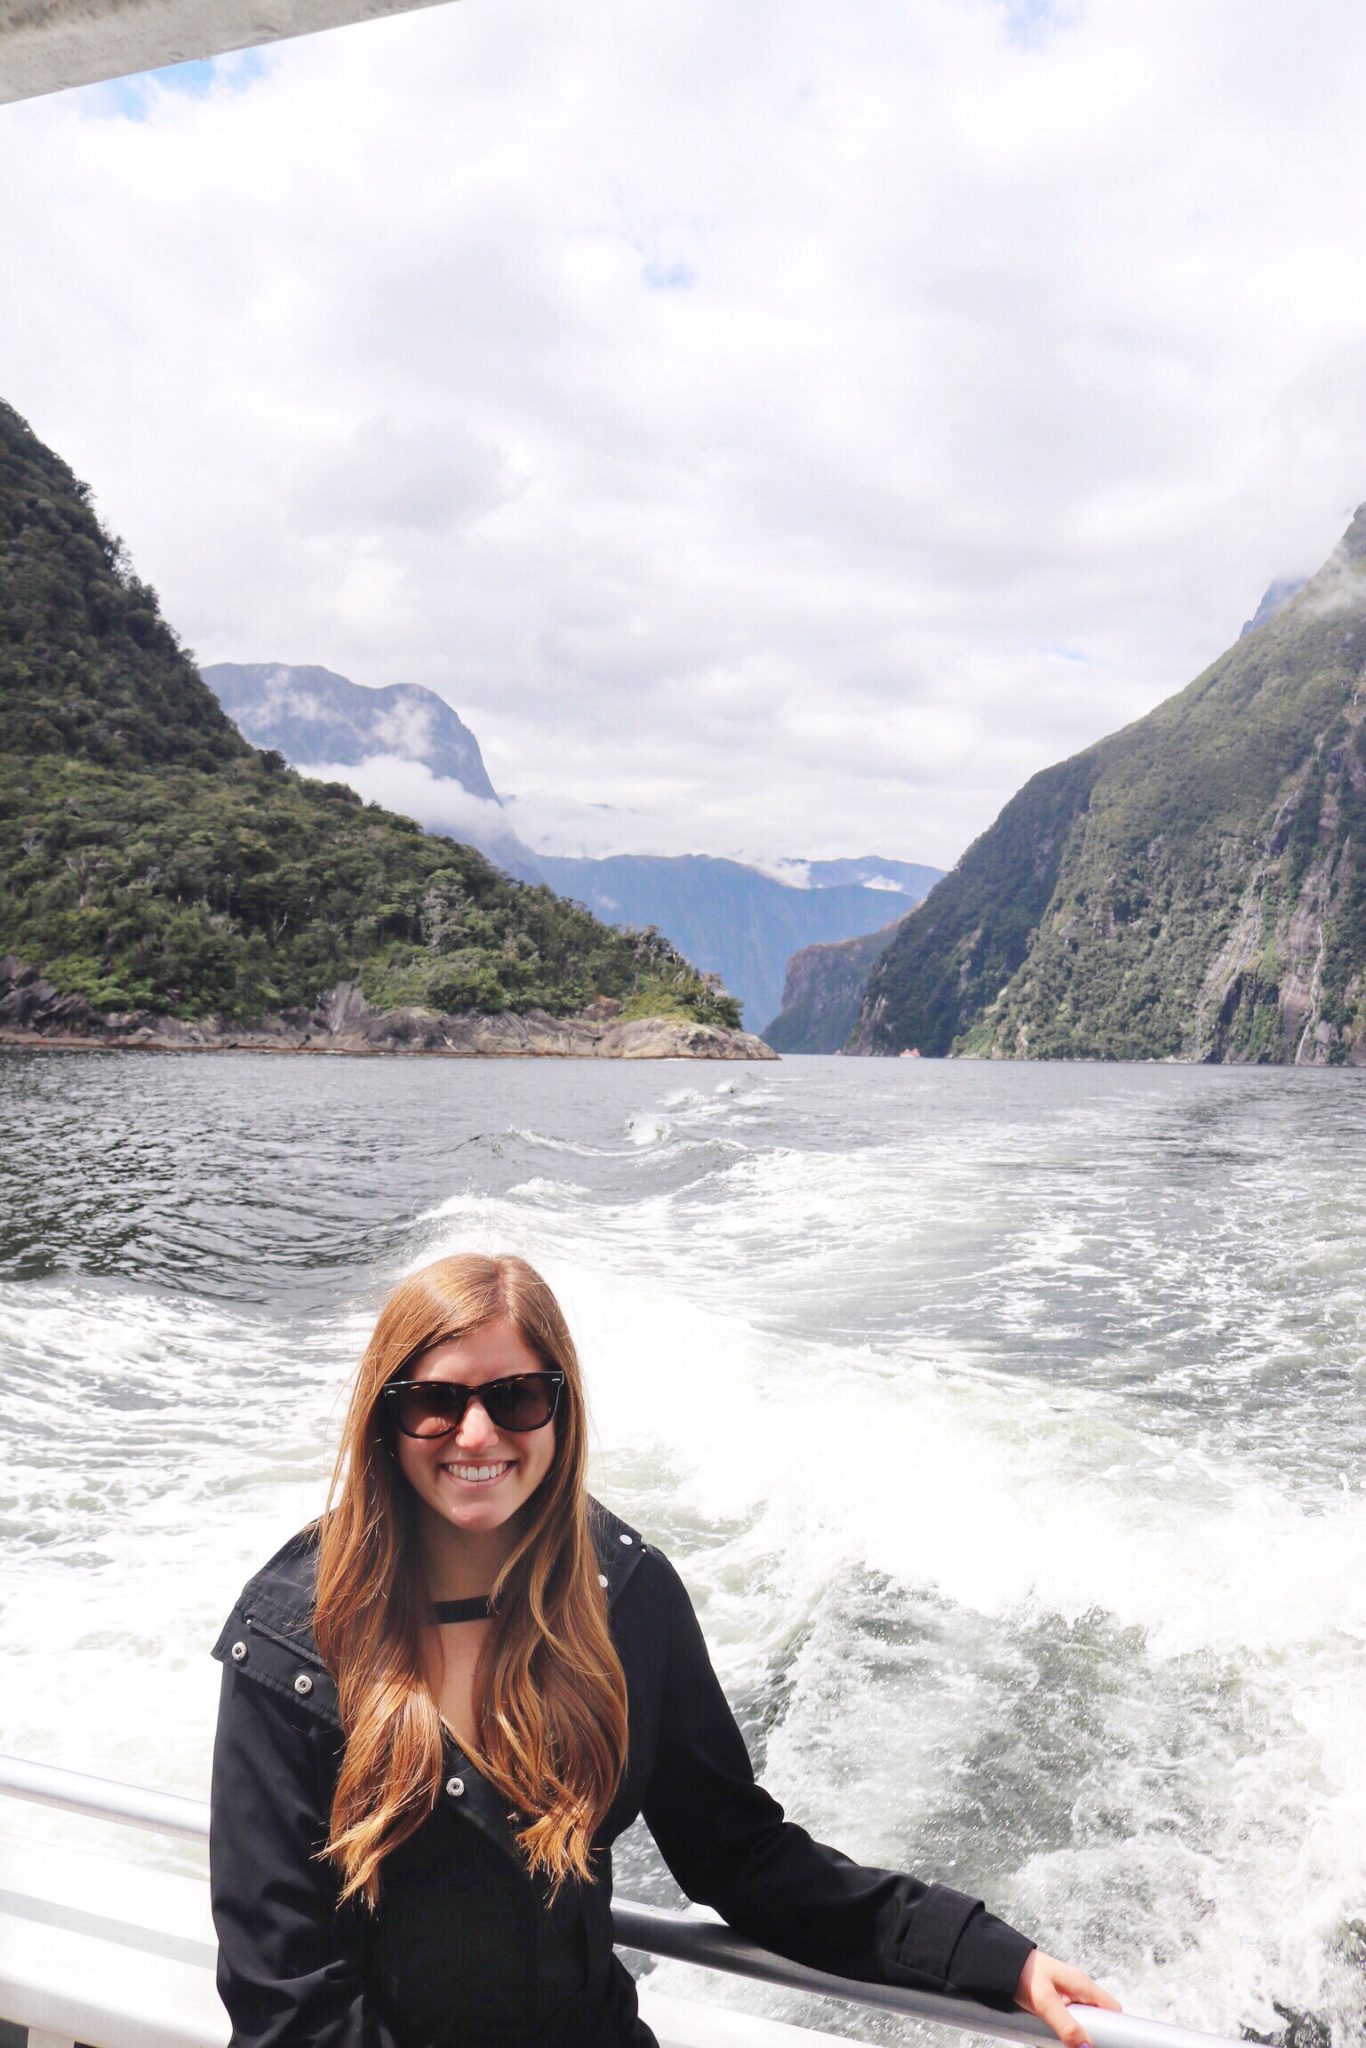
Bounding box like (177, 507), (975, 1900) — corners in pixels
(1014, 1948), (1122, 2048)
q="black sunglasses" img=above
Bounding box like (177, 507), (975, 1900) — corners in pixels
(382, 1371), (565, 1439)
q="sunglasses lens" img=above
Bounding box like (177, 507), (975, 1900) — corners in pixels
(484, 1376), (559, 1431)
(388, 1374), (561, 1436)
(395, 1384), (467, 1438)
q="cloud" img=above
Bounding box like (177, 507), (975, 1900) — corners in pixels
(5, 0), (1366, 865)
(288, 414), (513, 541)
(1294, 562), (1366, 624)
(302, 755), (511, 847)
(230, 671), (334, 735)
(745, 860), (813, 889)
(500, 790), (660, 859)
(369, 697), (437, 760)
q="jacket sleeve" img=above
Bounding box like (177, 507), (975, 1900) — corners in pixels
(637, 1551), (1034, 2008)
(210, 1659), (399, 2048)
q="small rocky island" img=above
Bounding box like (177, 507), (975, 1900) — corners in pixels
(0, 401), (771, 1062)
(0, 959), (774, 1060)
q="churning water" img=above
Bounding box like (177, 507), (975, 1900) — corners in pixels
(1, 1050), (1363, 2043)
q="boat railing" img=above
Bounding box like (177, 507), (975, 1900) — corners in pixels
(0, 1752), (1244, 2048)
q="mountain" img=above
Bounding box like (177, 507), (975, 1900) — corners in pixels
(537, 854), (941, 1029)
(797, 857), (943, 895)
(203, 661), (543, 883)
(1240, 577), (1307, 638)
(0, 399), (740, 1039)
(850, 508), (1366, 1064)
(765, 920), (906, 1053)
(200, 665), (943, 1028)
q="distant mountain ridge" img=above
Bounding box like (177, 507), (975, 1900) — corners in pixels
(206, 662), (498, 791)
(795, 857), (941, 893)
(204, 662), (543, 883)
(538, 854), (940, 1030)
(1240, 577), (1307, 638)
(851, 508), (1366, 1064)
(202, 664), (942, 1027)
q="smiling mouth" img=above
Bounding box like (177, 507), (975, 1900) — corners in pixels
(440, 1461), (513, 1485)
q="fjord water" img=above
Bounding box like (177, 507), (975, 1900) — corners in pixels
(1, 1051), (1363, 2043)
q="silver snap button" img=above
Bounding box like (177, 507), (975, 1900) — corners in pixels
(598, 1573), (609, 1588)
(230, 1641), (247, 1662)
(446, 1776), (465, 1799)
(293, 1673), (313, 1696)
(619, 1533), (633, 1546)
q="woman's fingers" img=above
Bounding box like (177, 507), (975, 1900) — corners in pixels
(1037, 1984), (1092, 2048)
(1046, 1960), (1123, 2012)
(1015, 1949), (1123, 2048)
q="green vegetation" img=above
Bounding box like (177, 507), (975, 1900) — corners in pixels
(852, 751), (1102, 1057)
(852, 515), (1366, 1063)
(0, 400), (739, 1030)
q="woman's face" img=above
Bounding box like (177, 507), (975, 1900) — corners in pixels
(393, 1317), (559, 1549)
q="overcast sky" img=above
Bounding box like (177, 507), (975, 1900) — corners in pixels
(5, 0), (1366, 867)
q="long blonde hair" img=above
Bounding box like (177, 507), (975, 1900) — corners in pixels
(314, 1253), (628, 1907)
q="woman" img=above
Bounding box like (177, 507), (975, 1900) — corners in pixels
(211, 1252), (1118, 2048)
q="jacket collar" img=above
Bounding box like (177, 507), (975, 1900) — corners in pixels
(217, 1497), (647, 1722)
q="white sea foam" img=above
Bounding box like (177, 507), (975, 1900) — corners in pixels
(416, 1146), (1366, 2039)
(4, 1058), (1363, 2038)
(0, 1277), (350, 1837)
(508, 1126), (624, 1158)
(505, 1177), (591, 1199)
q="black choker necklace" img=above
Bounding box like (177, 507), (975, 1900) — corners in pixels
(430, 1594), (494, 1624)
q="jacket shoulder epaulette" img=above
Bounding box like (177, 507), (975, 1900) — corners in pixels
(211, 1523), (337, 1725)
(586, 1494), (649, 1607)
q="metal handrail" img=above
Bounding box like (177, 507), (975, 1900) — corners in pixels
(0, 1753), (1244, 2048)
(0, 1752), (210, 1842)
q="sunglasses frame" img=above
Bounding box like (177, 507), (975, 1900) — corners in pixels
(381, 1369), (565, 1439)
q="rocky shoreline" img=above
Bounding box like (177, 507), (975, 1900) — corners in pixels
(0, 959), (777, 1061)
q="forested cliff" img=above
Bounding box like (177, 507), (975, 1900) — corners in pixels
(0, 400), (739, 1033)
(851, 509), (1366, 1063)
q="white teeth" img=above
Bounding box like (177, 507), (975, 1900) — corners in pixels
(443, 1462), (509, 1483)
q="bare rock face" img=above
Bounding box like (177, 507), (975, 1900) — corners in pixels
(595, 1015), (774, 1060)
(764, 921), (904, 1053)
(0, 958), (777, 1061)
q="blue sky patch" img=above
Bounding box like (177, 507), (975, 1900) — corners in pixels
(998, 0), (1076, 50)
(1043, 644), (1098, 665)
(92, 48), (265, 120)
(643, 259), (697, 292)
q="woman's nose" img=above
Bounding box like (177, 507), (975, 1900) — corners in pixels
(453, 1394), (500, 1451)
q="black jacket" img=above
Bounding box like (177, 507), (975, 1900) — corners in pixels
(210, 1503), (1034, 2048)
